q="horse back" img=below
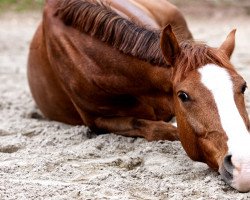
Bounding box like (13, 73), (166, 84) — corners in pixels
(109, 0), (192, 40)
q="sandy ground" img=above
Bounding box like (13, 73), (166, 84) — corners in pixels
(1, 6), (250, 200)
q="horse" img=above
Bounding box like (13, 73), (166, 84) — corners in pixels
(28, 0), (250, 192)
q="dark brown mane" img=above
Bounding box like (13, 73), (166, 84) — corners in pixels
(55, 0), (166, 66)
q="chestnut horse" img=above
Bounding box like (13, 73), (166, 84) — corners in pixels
(28, 0), (250, 192)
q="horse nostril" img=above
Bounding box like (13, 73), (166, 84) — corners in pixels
(224, 154), (232, 169)
(222, 154), (234, 181)
(224, 154), (233, 172)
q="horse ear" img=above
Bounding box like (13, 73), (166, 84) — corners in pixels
(160, 24), (180, 66)
(219, 29), (236, 59)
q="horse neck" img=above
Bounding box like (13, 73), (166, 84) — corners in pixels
(45, 1), (173, 95)
(84, 35), (174, 94)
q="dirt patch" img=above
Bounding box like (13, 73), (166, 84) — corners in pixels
(1, 5), (250, 200)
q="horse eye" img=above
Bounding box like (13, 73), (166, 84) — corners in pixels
(241, 83), (247, 94)
(178, 91), (190, 102)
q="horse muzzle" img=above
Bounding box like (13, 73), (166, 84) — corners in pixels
(219, 154), (250, 192)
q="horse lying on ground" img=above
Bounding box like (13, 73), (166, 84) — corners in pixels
(28, 0), (250, 192)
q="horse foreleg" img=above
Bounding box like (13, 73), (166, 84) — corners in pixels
(94, 117), (178, 141)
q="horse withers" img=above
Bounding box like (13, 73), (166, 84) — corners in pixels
(28, 0), (250, 192)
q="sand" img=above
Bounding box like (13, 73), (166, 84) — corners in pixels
(1, 6), (250, 200)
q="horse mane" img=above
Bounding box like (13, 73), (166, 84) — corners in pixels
(55, 0), (166, 66)
(54, 0), (233, 74)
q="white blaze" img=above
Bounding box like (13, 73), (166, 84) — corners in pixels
(198, 64), (250, 155)
(199, 64), (250, 192)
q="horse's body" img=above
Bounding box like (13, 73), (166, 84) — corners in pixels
(28, 0), (192, 137)
(28, 0), (250, 192)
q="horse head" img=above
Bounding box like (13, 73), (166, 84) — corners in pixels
(161, 25), (250, 192)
